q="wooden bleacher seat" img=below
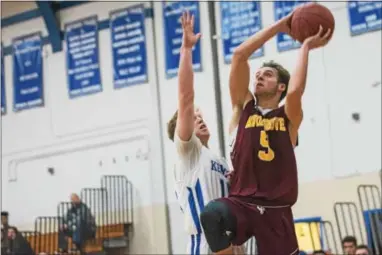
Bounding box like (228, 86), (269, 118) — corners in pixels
(26, 223), (127, 254)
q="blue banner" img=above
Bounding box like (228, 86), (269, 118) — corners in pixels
(220, 2), (263, 64)
(110, 5), (148, 89)
(1, 43), (5, 115)
(65, 16), (102, 98)
(163, 1), (202, 78)
(348, 1), (382, 36)
(12, 33), (44, 111)
(274, 1), (310, 52)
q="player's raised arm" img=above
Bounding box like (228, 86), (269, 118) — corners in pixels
(285, 26), (331, 131)
(176, 11), (201, 142)
(228, 13), (293, 132)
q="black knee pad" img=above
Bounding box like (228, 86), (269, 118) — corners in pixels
(200, 200), (235, 252)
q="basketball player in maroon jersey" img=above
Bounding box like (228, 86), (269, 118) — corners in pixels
(200, 13), (332, 255)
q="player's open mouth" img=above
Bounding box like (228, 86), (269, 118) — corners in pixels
(256, 83), (264, 87)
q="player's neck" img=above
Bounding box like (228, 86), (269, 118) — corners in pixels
(256, 97), (279, 109)
(257, 101), (279, 110)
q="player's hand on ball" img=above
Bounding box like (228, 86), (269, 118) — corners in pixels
(279, 11), (293, 35)
(303, 25), (331, 50)
(181, 11), (201, 49)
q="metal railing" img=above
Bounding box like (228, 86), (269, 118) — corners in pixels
(34, 216), (61, 254)
(56, 201), (76, 251)
(80, 187), (108, 244)
(358, 184), (382, 255)
(334, 202), (365, 246)
(101, 175), (133, 229)
(321, 220), (338, 254)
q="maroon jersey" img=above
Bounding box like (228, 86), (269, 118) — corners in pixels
(229, 99), (298, 206)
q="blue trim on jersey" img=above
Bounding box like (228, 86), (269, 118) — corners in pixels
(195, 234), (201, 255)
(191, 235), (195, 255)
(190, 234), (201, 255)
(220, 179), (225, 197)
(195, 180), (205, 211)
(187, 187), (202, 233)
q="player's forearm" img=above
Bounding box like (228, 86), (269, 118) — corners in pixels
(284, 42), (308, 126)
(177, 47), (195, 140)
(228, 106), (242, 135)
(233, 20), (284, 61)
(288, 43), (309, 96)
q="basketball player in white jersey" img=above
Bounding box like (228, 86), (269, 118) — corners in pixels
(166, 11), (244, 255)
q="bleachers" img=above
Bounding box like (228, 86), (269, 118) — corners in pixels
(14, 175), (133, 255)
(287, 183), (381, 255)
(357, 184), (382, 255)
(294, 217), (338, 254)
(14, 177), (380, 255)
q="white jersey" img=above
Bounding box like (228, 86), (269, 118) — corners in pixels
(173, 132), (229, 254)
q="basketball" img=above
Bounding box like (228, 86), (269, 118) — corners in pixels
(290, 3), (335, 44)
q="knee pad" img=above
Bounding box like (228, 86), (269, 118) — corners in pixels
(200, 203), (220, 230)
(200, 200), (234, 252)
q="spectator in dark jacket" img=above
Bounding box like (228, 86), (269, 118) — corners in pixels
(58, 193), (96, 253)
(2, 211), (10, 252)
(7, 226), (35, 255)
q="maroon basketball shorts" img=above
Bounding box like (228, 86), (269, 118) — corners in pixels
(201, 196), (299, 255)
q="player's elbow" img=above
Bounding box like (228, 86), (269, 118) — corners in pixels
(232, 48), (246, 63)
(286, 86), (303, 100)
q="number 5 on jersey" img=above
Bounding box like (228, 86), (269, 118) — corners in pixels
(258, 130), (275, 161)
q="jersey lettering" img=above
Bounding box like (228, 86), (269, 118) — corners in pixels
(245, 114), (287, 131)
(211, 160), (227, 175)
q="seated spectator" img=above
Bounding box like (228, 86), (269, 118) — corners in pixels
(1, 228), (7, 255)
(342, 236), (357, 255)
(7, 226), (35, 255)
(312, 250), (326, 255)
(1, 211), (10, 252)
(355, 244), (372, 255)
(58, 193), (96, 253)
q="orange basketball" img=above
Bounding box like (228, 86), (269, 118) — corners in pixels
(290, 2), (335, 43)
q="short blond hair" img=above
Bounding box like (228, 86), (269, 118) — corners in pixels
(167, 110), (178, 142)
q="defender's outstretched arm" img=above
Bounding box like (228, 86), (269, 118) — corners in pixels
(176, 12), (201, 141)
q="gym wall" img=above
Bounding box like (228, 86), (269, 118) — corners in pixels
(1, 1), (380, 254)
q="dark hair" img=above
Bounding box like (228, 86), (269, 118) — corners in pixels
(8, 226), (18, 234)
(312, 250), (326, 255)
(356, 244), (371, 254)
(1, 211), (9, 217)
(167, 110), (178, 142)
(342, 235), (357, 246)
(262, 60), (290, 102)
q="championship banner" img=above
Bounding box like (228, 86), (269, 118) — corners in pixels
(12, 33), (44, 111)
(348, 1), (382, 36)
(110, 5), (148, 89)
(163, 1), (202, 78)
(274, 1), (310, 52)
(65, 16), (102, 98)
(1, 43), (6, 115)
(220, 1), (264, 64)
